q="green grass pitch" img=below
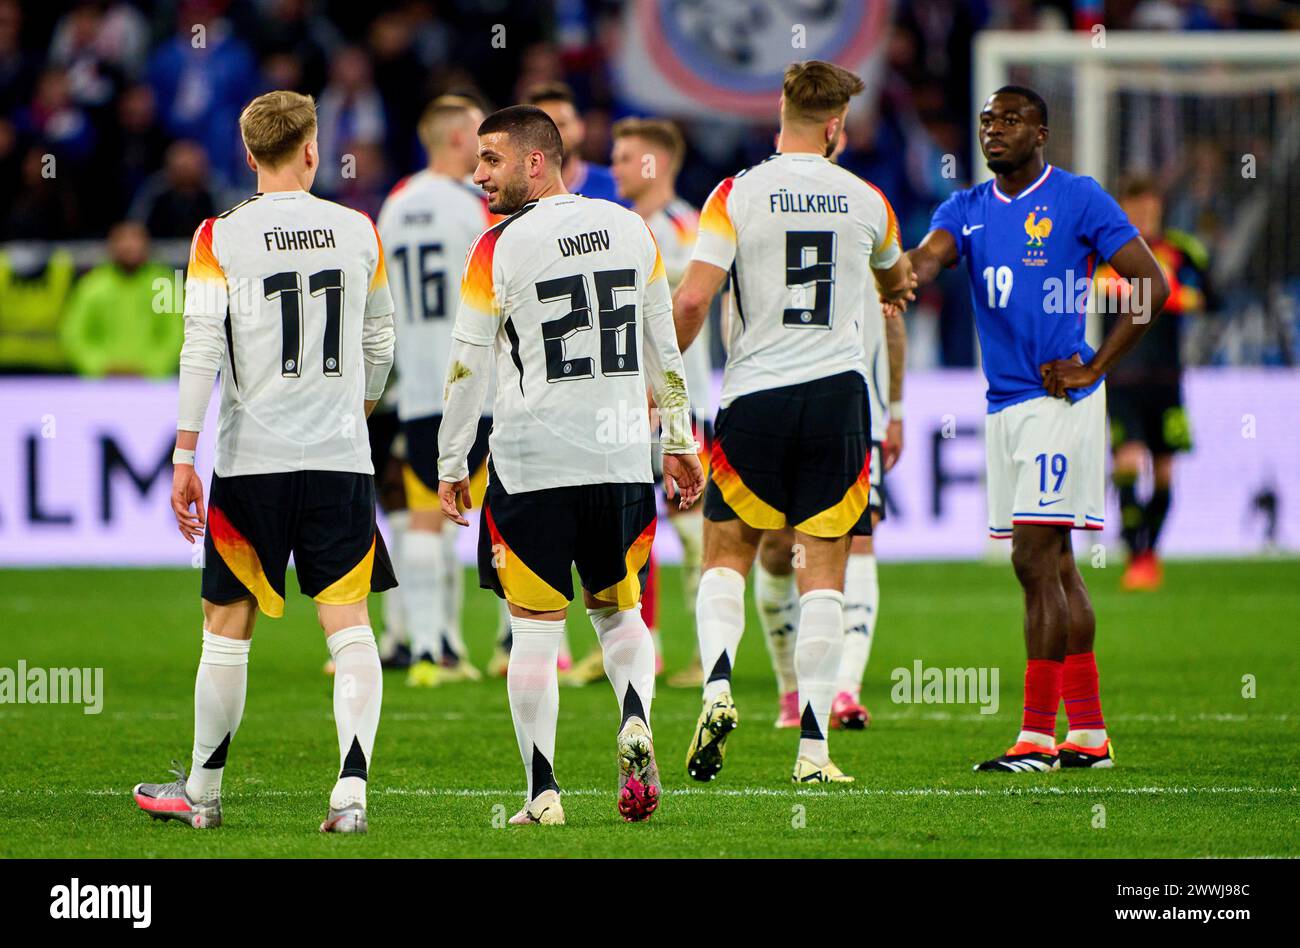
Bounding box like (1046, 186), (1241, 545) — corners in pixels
(1, 558), (1297, 858)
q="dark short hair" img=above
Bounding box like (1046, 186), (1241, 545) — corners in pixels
(1118, 176), (1160, 201)
(524, 81), (576, 107)
(478, 104), (564, 166)
(992, 85), (1048, 126)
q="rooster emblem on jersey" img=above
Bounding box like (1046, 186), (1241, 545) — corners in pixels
(1024, 211), (1052, 247)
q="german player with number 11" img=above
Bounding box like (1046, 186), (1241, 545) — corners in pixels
(133, 91), (398, 831)
(901, 86), (1169, 773)
(435, 105), (704, 825)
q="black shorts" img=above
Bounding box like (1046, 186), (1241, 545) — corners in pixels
(1108, 382), (1192, 455)
(704, 370), (872, 538)
(402, 413), (493, 511)
(477, 461), (657, 612)
(868, 441), (887, 523)
(367, 408), (405, 511)
(203, 471), (397, 617)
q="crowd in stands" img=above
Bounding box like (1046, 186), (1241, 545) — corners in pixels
(0, 0), (1294, 375)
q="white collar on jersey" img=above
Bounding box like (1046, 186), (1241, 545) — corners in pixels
(992, 164), (1053, 204)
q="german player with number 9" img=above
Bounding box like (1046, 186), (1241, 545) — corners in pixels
(436, 105), (705, 826)
(133, 91), (398, 833)
(672, 61), (915, 785)
(902, 86), (1170, 773)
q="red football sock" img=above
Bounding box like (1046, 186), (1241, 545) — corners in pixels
(641, 554), (657, 628)
(1063, 651), (1106, 732)
(1021, 659), (1063, 739)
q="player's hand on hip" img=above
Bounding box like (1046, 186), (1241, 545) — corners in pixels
(663, 452), (705, 511)
(439, 478), (472, 527)
(1040, 353), (1097, 398)
(171, 464), (206, 543)
(883, 419), (903, 472)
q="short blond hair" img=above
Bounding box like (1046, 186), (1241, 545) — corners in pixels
(782, 61), (865, 124)
(417, 94), (481, 153)
(612, 117), (685, 175)
(239, 90), (317, 169)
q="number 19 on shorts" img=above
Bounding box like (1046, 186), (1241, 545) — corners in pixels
(1036, 452), (1067, 494)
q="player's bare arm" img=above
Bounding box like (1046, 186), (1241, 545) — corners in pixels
(672, 259), (727, 352)
(907, 227), (959, 288)
(872, 253), (915, 314)
(1040, 235), (1170, 398)
(883, 311), (907, 471)
(171, 428), (205, 542)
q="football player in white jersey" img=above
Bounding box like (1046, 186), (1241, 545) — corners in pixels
(436, 105), (704, 825)
(560, 117), (711, 688)
(755, 133), (909, 731)
(133, 92), (396, 834)
(377, 95), (495, 687)
(673, 62), (913, 783)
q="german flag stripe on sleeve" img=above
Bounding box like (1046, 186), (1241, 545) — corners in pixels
(368, 217), (388, 293)
(188, 218), (223, 283)
(865, 181), (900, 254)
(462, 226), (501, 315)
(699, 177), (736, 243)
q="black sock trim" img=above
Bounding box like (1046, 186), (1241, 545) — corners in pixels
(202, 732), (231, 770)
(621, 683), (646, 727)
(339, 736), (368, 780)
(799, 702), (824, 741)
(706, 651), (731, 685)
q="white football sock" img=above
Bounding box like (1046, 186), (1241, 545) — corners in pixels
(1064, 728), (1108, 747)
(697, 567), (746, 701)
(794, 589), (845, 767)
(186, 631), (250, 803)
(402, 530), (444, 662)
(439, 527), (468, 661)
(836, 553), (878, 697)
(379, 510), (409, 653)
(671, 511), (704, 617)
(754, 562), (798, 695)
(508, 617), (564, 800)
(1016, 730), (1056, 750)
(589, 605), (655, 730)
(326, 626), (382, 810)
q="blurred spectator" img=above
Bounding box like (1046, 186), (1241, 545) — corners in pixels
(101, 84), (170, 224)
(48, 2), (147, 110)
(128, 140), (217, 239)
(0, 245), (75, 373)
(4, 145), (79, 240)
(334, 139), (390, 219)
(146, 0), (257, 186)
(249, 0), (339, 97)
(16, 68), (97, 163)
(315, 45), (386, 197)
(60, 221), (183, 378)
(0, 0), (38, 115)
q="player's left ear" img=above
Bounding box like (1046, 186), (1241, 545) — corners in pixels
(304, 136), (318, 169)
(1036, 124), (1049, 148)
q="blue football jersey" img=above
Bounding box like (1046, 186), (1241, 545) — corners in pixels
(570, 162), (629, 207)
(930, 165), (1138, 412)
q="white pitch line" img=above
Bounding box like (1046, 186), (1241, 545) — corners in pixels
(6, 784), (1296, 800)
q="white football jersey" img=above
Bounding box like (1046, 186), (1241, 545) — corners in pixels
(862, 285), (889, 438)
(452, 193), (687, 493)
(184, 191), (394, 476)
(644, 197), (712, 420)
(377, 171), (492, 420)
(692, 152), (901, 407)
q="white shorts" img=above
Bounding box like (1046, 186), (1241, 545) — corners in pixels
(985, 385), (1106, 539)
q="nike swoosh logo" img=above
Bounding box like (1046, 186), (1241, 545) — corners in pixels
(962, 224), (984, 235)
(1039, 498), (1064, 507)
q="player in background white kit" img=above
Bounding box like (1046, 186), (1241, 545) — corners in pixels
(377, 95), (495, 687)
(133, 91), (396, 834)
(755, 132), (909, 730)
(674, 62), (913, 783)
(436, 105), (704, 825)
(560, 117), (712, 687)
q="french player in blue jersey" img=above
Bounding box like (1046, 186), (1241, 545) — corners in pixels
(901, 87), (1169, 773)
